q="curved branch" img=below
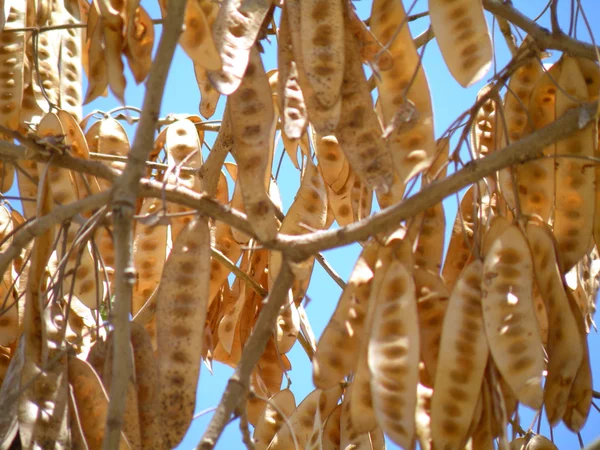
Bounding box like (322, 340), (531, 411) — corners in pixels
(483, 0), (600, 59)
(279, 101), (598, 259)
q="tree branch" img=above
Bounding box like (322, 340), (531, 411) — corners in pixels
(483, 0), (600, 59)
(103, 0), (186, 447)
(279, 100), (599, 259)
(196, 259), (295, 450)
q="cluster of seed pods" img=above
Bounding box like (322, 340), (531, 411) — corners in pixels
(0, 1), (598, 449)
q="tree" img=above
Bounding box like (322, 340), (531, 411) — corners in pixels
(0, 0), (598, 449)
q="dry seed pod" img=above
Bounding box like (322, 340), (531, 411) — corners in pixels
(340, 386), (372, 449)
(442, 186), (476, 290)
(315, 133), (347, 190)
(350, 175), (372, 223)
(267, 385), (343, 450)
(84, 3), (109, 104)
(334, 22), (394, 193)
(179, 0), (221, 71)
(553, 55), (596, 271)
(132, 198), (168, 315)
(208, 221), (241, 305)
(368, 259), (419, 449)
(229, 46), (278, 242)
(470, 379), (494, 450)
(408, 201), (446, 274)
(0, 1), (25, 132)
(321, 403), (342, 450)
(156, 217), (210, 448)
(277, 45), (307, 140)
(57, 109), (101, 200)
(517, 61), (561, 223)
(124, 2), (154, 84)
(283, 0), (341, 134)
(98, 0), (127, 102)
(253, 389), (296, 450)
(194, 64), (221, 119)
(428, 0), (492, 87)
(300, 0), (344, 110)
(269, 159), (327, 301)
(209, 0), (271, 94)
(414, 268), (450, 388)
(431, 260), (488, 450)
(371, 0), (436, 184)
(504, 44), (545, 143)
(68, 355), (129, 449)
(525, 221), (582, 425)
(481, 224), (544, 409)
(275, 291), (300, 354)
(54, 0), (83, 121)
(561, 289), (592, 432)
(510, 435), (558, 450)
(130, 322), (165, 450)
(94, 117), (130, 191)
(313, 242), (379, 389)
(346, 5), (393, 69)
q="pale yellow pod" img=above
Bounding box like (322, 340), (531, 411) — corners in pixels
(98, 0), (127, 103)
(228, 45), (279, 242)
(442, 186), (476, 291)
(132, 198), (168, 315)
(208, 221), (241, 306)
(267, 385), (343, 450)
(275, 291), (300, 354)
(0, 205), (16, 346)
(481, 224), (544, 409)
(553, 55), (596, 272)
(270, 158), (327, 302)
(561, 289), (592, 432)
(130, 322), (165, 450)
(94, 117), (130, 191)
(346, 5), (393, 70)
(517, 62), (561, 223)
(277, 41), (308, 140)
(253, 389), (297, 450)
(57, 109), (101, 200)
(470, 380), (494, 450)
(313, 242), (379, 389)
(327, 171), (356, 227)
(194, 63), (221, 119)
(408, 201), (446, 274)
(525, 221), (583, 425)
(179, 0), (221, 71)
(156, 217), (210, 448)
(68, 355), (129, 450)
(124, 2), (154, 84)
(37, 113), (81, 207)
(350, 175), (372, 223)
(0, 1), (26, 131)
(300, 0), (344, 110)
(431, 260), (488, 450)
(414, 268), (450, 388)
(504, 45), (545, 143)
(217, 286), (247, 356)
(84, 3), (109, 104)
(315, 134), (347, 190)
(340, 385), (372, 450)
(53, 0), (83, 121)
(322, 404), (342, 450)
(371, 0), (436, 184)
(375, 171), (405, 210)
(165, 118), (203, 169)
(283, 0), (341, 134)
(209, 0), (271, 94)
(368, 259), (419, 449)
(428, 0), (492, 87)
(334, 23), (394, 193)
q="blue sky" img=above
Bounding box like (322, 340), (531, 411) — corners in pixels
(39, 0), (600, 448)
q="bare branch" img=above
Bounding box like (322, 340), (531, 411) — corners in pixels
(103, 0), (187, 447)
(279, 101), (599, 259)
(483, 0), (600, 59)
